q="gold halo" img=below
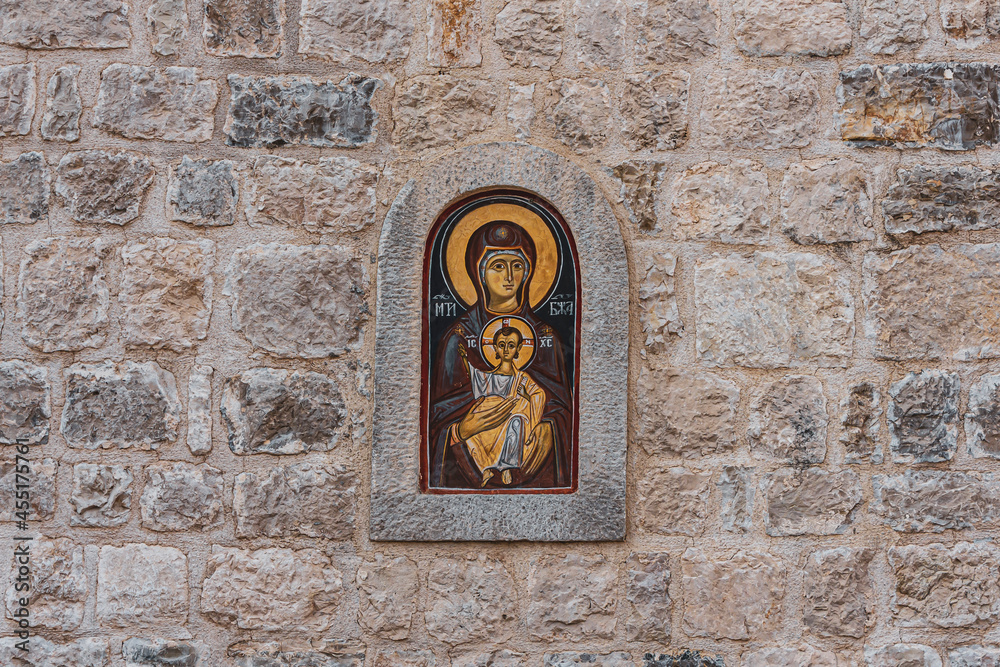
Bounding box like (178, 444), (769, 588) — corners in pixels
(445, 202), (559, 309)
(479, 316), (537, 370)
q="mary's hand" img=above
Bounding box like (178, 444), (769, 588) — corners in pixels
(458, 398), (516, 440)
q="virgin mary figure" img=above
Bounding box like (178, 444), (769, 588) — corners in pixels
(428, 220), (574, 490)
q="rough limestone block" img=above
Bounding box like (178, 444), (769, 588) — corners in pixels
(545, 654), (633, 667)
(245, 155), (378, 231)
(122, 638), (202, 667)
(41, 65), (81, 141)
(225, 244), (366, 358)
(883, 165), (1000, 234)
(743, 647), (843, 667)
(763, 468), (861, 536)
(669, 160), (770, 244)
(495, 0), (562, 69)
(427, 0), (482, 66)
(941, 0), (1000, 48)
(0, 63), (34, 136)
(950, 647), (1000, 667)
(424, 555), (517, 644)
(204, 0), (283, 57)
(17, 236), (110, 352)
(97, 544), (188, 628)
(889, 542), (1000, 627)
(573, 0), (624, 68)
(508, 82), (535, 140)
(234, 462), (356, 538)
(888, 370), (959, 463)
(872, 470), (1000, 532)
(70, 463), (132, 527)
(0, 360), (49, 445)
(968, 374), (1000, 458)
(717, 466), (752, 533)
(865, 244), (1000, 360)
(167, 157), (238, 227)
(357, 555), (419, 639)
(221, 368), (347, 455)
(620, 71), (689, 151)
(140, 461), (224, 532)
(780, 159), (874, 245)
(452, 649), (526, 667)
(373, 651), (435, 667)
(636, 249), (682, 352)
(148, 0), (186, 55)
(526, 554), (616, 640)
(187, 365), (213, 456)
(839, 63), (999, 150)
(865, 645), (942, 667)
(54, 150), (154, 225)
(0, 153), (48, 225)
(61, 361), (181, 450)
(394, 76), (495, 151)
(733, 0), (850, 56)
(540, 78), (611, 152)
(120, 238), (215, 351)
(0, 0), (129, 48)
(613, 161), (662, 232)
(624, 552), (670, 642)
(626, 0), (717, 64)
(644, 653), (723, 667)
(638, 466), (713, 536)
(802, 547), (873, 638)
(841, 381), (882, 464)
(94, 64), (217, 142)
(701, 69), (819, 149)
(0, 457), (56, 520)
(201, 546), (343, 631)
(861, 0), (928, 53)
(681, 548), (784, 640)
(228, 642), (364, 667)
(225, 74), (379, 148)
(748, 375), (829, 463)
(5, 537), (85, 631)
(635, 366), (738, 458)
(300, 0), (411, 63)
(0, 637), (108, 667)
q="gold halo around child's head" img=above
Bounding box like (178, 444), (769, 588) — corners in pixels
(445, 202), (559, 309)
(480, 316), (536, 370)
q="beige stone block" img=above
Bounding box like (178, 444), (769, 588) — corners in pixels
(638, 466), (713, 536)
(670, 160), (770, 244)
(780, 159), (874, 245)
(5, 537), (86, 630)
(393, 76), (496, 151)
(748, 375), (829, 463)
(763, 468), (861, 536)
(526, 554), (616, 640)
(299, 0), (412, 62)
(427, 0), (483, 66)
(803, 547), (874, 638)
(357, 555), (419, 639)
(424, 555), (517, 644)
(734, 0), (850, 56)
(140, 461), (224, 532)
(623, 552), (670, 642)
(495, 0), (563, 68)
(96, 544), (188, 627)
(540, 78), (611, 152)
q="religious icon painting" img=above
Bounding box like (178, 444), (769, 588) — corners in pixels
(421, 190), (580, 493)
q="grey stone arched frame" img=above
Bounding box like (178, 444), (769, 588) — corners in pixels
(371, 143), (628, 541)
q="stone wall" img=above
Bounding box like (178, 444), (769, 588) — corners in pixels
(0, 0), (996, 665)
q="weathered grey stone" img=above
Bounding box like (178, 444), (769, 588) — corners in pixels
(626, 0), (717, 64)
(225, 243), (366, 358)
(842, 382), (882, 464)
(701, 69), (819, 149)
(872, 470), (1000, 532)
(495, 0), (562, 68)
(17, 236), (110, 352)
(0, 360), (49, 445)
(425, 555), (517, 644)
(718, 465), (752, 533)
(0, 457), (56, 520)
(0, 153), (48, 225)
(70, 463), (132, 527)
(743, 647), (842, 667)
(883, 165), (1000, 234)
(0, 63), (34, 136)
(734, 0), (850, 56)
(140, 461), (224, 532)
(861, 0), (928, 53)
(300, 0), (412, 62)
(940, 0), (1000, 47)
(865, 645), (942, 667)
(61, 362), (181, 450)
(890, 542), (1000, 627)
(234, 462), (356, 538)
(643, 653), (724, 667)
(574, 0), (624, 68)
(670, 160), (770, 244)
(681, 548), (785, 640)
(541, 78), (611, 152)
(167, 157), (238, 226)
(545, 654), (634, 667)
(839, 64), (999, 150)
(636, 249), (682, 352)
(507, 82), (535, 140)
(865, 244), (1000, 360)
(123, 638), (200, 667)
(967, 374), (1000, 459)
(526, 554), (616, 640)
(0, 0), (129, 48)
(54, 150), (154, 225)
(97, 544), (188, 627)
(888, 370), (959, 463)
(620, 71), (688, 151)
(949, 647), (1000, 667)
(221, 367), (347, 455)
(639, 467), (712, 536)
(187, 365), (213, 455)
(202, 546), (343, 631)
(635, 366), (738, 457)
(245, 155), (378, 231)
(803, 547), (874, 638)
(205, 0), (282, 57)
(374, 651), (435, 667)
(94, 64), (217, 142)
(357, 555), (419, 639)
(763, 468), (861, 536)
(428, 0), (482, 66)
(228, 642), (364, 667)
(0, 637), (108, 667)
(394, 76), (495, 151)
(748, 375), (829, 463)
(225, 74), (379, 148)
(613, 161), (662, 232)
(452, 649), (526, 667)
(780, 159), (874, 245)
(624, 552), (670, 642)
(5, 537), (86, 630)
(148, 0), (186, 55)
(120, 238), (215, 350)
(696, 252), (853, 368)
(41, 65), (81, 141)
